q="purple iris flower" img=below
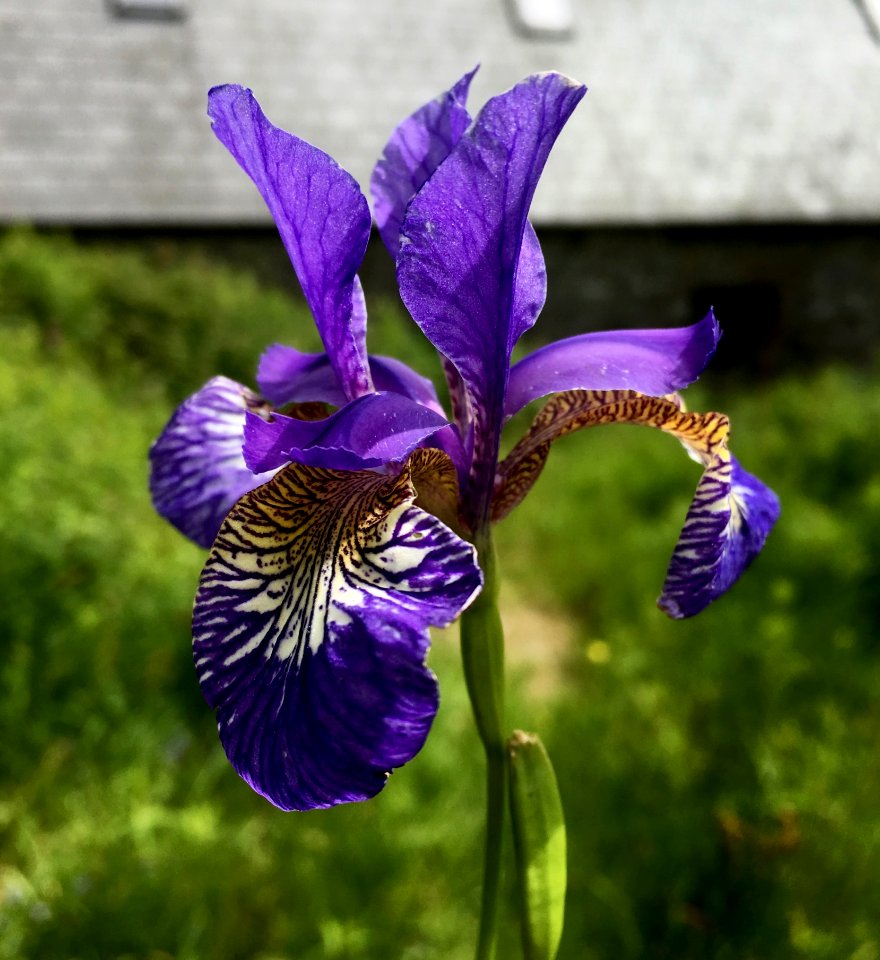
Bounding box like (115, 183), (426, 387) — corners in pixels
(149, 69), (779, 811)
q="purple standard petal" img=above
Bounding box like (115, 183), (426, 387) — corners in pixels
(505, 310), (721, 417)
(398, 73), (586, 522)
(371, 67), (478, 257)
(192, 454), (483, 810)
(659, 456), (780, 619)
(208, 85), (373, 399)
(149, 377), (277, 548)
(243, 391), (450, 473)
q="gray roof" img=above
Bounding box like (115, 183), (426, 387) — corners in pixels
(2, 0), (880, 225)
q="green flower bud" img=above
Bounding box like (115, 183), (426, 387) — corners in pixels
(508, 730), (567, 960)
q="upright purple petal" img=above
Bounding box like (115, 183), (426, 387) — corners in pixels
(371, 67), (477, 257)
(505, 310), (721, 417)
(243, 392), (451, 473)
(149, 377), (277, 548)
(192, 455), (483, 810)
(208, 85), (373, 399)
(398, 73), (586, 522)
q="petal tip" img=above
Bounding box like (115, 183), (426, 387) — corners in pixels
(207, 83), (250, 119)
(704, 306), (722, 346)
(658, 457), (780, 619)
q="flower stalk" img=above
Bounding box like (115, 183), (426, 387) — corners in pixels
(460, 530), (507, 960)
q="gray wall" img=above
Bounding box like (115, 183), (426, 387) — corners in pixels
(3, 0), (880, 225)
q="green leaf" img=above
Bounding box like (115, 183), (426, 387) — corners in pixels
(508, 731), (567, 960)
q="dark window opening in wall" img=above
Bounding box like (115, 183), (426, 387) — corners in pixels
(107, 0), (187, 22)
(504, 0), (574, 39)
(690, 282), (783, 378)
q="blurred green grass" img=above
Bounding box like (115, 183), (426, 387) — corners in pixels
(1, 229), (878, 960)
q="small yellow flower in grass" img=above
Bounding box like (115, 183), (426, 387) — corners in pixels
(586, 640), (611, 664)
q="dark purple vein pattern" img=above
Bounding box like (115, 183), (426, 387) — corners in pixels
(192, 452), (482, 810)
(149, 376), (278, 548)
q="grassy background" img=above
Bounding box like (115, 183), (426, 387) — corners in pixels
(1, 228), (878, 960)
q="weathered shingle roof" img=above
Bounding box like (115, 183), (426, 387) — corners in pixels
(2, 0), (879, 224)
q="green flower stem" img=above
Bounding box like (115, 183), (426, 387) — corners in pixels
(460, 530), (507, 960)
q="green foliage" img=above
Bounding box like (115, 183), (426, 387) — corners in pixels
(0, 228), (442, 405)
(0, 228), (324, 401)
(496, 369), (880, 960)
(1, 232), (878, 959)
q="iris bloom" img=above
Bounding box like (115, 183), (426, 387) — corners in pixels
(150, 69), (779, 812)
